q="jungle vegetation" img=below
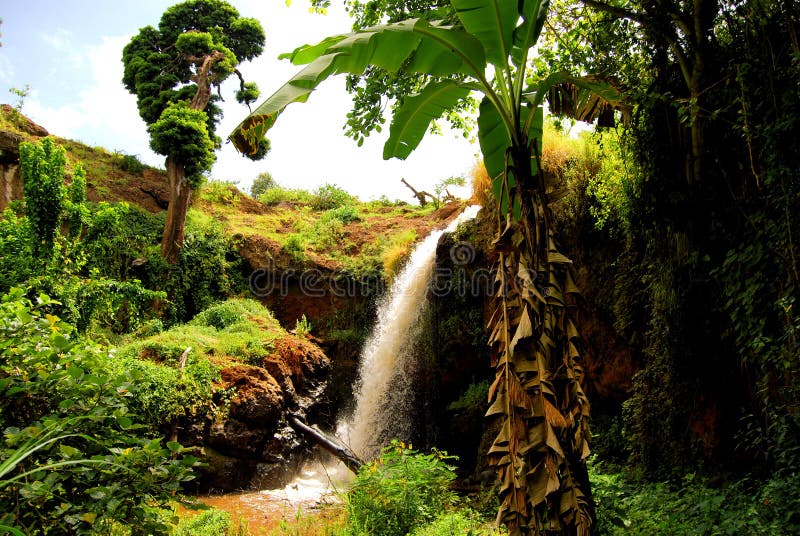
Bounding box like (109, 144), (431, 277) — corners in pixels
(0, 0), (798, 534)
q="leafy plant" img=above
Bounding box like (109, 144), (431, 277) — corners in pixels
(173, 509), (249, 536)
(258, 186), (312, 205)
(347, 440), (458, 536)
(0, 289), (198, 535)
(250, 171), (277, 198)
(295, 314), (312, 338)
(310, 183), (354, 211)
(20, 136), (66, 258)
(115, 152), (146, 173)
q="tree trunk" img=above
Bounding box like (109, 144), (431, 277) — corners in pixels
(288, 415), (364, 474)
(161, 156), (192, 264)
(159, 50), (225, 263)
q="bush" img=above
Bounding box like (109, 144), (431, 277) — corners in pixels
(589, 459), (800, 535)
(410, 510), (506, 536)
(250, 171), (276, 198)
(258, 186), (311, 205)
(347, 440), (458, 536)
(0, 289), (198, 535)
(116, 152), (146, 173)
(321, 205), (361, 224)
(310, 183), (354, 211)
(201, 180), (240, 204)
(0, 209), (34, 291)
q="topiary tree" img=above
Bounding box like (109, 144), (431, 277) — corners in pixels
(122, 0), (268, 263)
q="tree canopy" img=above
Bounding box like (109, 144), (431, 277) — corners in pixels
(122, 0), (267, 262)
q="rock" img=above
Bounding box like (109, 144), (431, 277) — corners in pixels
(220, 364), (284, 426)
(209, 418), (271, 458)
(193, 446), (257, 492)
(267, 336), (330, 394)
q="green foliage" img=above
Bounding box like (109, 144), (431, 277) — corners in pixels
(0, 210), (33, 290)
(410, 510), (506, 536)
(347, 440), (458, 536)
(321, 205), (361, 224)
(258, 186), (312, 205)
(115, 152), (147, 174)
(589, 460), (800, 535)
(201, 180), (240, 204)
(236, 81), (261, 109)
(19, 137), (66, 257)
(164, 214), (243, 323)
(114, 299), (280, 427)
(447, 381), (489, 414)
(148, 102), (216, 186)
(0, 289), (198, 535)
(283, 233), (308, 263)
(65, 163), (89, 237)
(173, 509), (248, 536)
(250, 171), (276, 198)
(295, 314), (312, 338)
(310, 183), (355, 211)
(8, 84), (30, 113)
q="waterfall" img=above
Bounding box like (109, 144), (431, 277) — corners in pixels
(339, 205), (481, 458)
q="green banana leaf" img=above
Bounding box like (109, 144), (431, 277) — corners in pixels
(384, 81), (475, 160)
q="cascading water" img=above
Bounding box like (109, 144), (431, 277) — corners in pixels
(204, 206), (482, 524)
(339, 204), (481, 458)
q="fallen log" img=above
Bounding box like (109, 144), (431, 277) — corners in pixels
(288, 414), (363, 474)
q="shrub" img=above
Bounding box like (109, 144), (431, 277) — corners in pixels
(0, 289), (198, 535)
(310, 183), (354, 210)
(284, 233), (307, 263)
(115, 152), (146, 173)
(259, 186), (311, 205)
(347, 440), (458, 536)
(201, 180), (240, 204)
(173, 508), (248, 536)
(250, 171), (276, 198)
(0, 210), (34, 291)
(410, 510), (506, 536)
(321, 205), (361, 224)
(20, 136), (66, 258)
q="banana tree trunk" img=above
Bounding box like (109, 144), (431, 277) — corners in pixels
(160, 156), (192, 264)
(487, 142), (594, 535)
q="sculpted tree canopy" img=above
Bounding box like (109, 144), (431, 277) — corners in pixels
(122, 0), (267, 263)
(229, 0), (627, 532)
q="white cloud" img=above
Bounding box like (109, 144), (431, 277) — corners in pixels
(38, 28), (73, 50)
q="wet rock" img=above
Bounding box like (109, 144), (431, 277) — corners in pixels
(221, 364), (284, 426)
(209, 419), (271, 459)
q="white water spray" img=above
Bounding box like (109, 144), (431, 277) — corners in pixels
(340, 205), (481, 457)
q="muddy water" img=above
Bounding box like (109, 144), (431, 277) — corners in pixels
(193, 458), (352, 533)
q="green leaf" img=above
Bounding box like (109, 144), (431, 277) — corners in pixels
(511, 0), (549, 67)
(452, 0), (517, 66)
(384, 81), (473, 160)
(478, 96), (510, 184)
(166, 441), (182, 453)
(53, 334), (71, 351)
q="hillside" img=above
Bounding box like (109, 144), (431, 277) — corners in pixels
(0, 104), (465, 279)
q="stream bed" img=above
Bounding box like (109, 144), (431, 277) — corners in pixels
(193, 458), (351, 532)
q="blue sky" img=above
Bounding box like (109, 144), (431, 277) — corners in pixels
(0, 1), (478, 201)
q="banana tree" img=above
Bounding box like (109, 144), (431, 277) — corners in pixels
(230, 1), (623, 533)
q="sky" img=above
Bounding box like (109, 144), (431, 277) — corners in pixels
(0, 0), (480, 202)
